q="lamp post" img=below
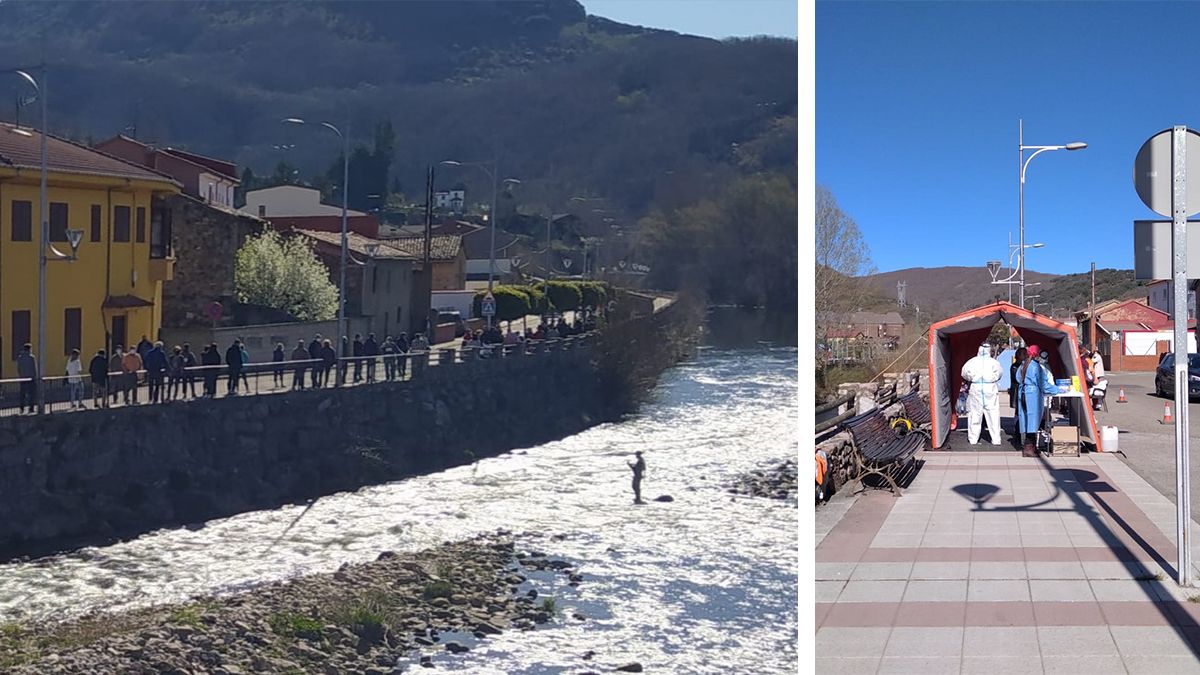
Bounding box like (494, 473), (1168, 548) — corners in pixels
(283, 117), (348, 372)
(1018, 119), (1086, 307)
(439, 160), (519, 328)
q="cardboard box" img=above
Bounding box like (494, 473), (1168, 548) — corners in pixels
(1051, 426), (1080, 456)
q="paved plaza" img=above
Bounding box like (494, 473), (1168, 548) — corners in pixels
(815, 450), (1200, 674)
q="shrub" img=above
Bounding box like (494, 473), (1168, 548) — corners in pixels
(516, 285), (550, 314)
(268, 612), (324, 640)
(577, 281), (607, 308)
(472, 285), (532, 322)
(540, 597), (557, 615)
(422, 581), (454, 600)
(546, 280), (582, 311)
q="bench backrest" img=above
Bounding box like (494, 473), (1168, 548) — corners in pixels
(899, 392), (931, 422)
(845, 410), (898, 452)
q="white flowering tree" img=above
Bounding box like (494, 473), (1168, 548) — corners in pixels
(234, 231), (338, 321)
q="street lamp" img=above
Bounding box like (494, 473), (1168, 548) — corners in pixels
(283, 117), (349, 371)
(1018, 119), (1086, 307)
(6, 67), (48, 412)
(439, 160), (519, 328)
(990, 240), (1046, 303)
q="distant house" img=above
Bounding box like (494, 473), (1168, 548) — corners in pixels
(93, 135), (266, 330)
(385, 235), (467, 291)
(243, 185), (380, 238)
(293, 229), (418, 338)
(1076, 298), (1174, 372)
(1146, 280), (1197, 319)
(434, 189), (465, 212)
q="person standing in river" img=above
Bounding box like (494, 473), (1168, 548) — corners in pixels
(628, 450), (646, 505)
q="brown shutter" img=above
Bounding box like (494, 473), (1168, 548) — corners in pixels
(90, 204), (102, 242)
(49, 202), (68, 242)
(113, 206), (131, 242)
(136, 207), (146, 243)
(64, 308), (81, 355)
(11, 310), (30, 360)
(11, 201), (31, 241)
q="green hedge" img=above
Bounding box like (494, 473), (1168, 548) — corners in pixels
(471, 286), (532, 322)
(546, 280), (583, 311)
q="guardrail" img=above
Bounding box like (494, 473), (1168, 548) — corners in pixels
(0, 332), (597, 417)
(815, 371), (924, 436)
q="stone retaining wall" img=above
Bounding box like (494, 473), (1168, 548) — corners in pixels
(818, 370), (926, 492)
(0, 342), (606, 557)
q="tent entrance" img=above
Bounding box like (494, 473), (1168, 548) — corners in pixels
(927, 301), (1101, 452)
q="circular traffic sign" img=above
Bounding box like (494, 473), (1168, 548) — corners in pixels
(1134, 128), (1200, 218)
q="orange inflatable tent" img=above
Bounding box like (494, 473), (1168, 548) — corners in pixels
(927, 301), (1102, 452)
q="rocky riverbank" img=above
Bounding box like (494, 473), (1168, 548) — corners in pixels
(728, 459), (798, 501)
(0, 532), (589, 674)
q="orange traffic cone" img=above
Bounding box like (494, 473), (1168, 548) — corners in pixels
(1163, 403), (1174, 425)
(1118, 388), (1127, 403)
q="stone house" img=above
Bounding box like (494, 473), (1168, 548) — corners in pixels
(385, 235), (467, 290)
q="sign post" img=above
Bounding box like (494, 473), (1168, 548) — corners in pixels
(1172, 126), (1193, 588)
(1134, 126), (1200, 586)
(481, 291), (496, 320)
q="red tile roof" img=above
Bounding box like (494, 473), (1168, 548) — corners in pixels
(0, 125), (179, 186)
(385, 235), (463, 261)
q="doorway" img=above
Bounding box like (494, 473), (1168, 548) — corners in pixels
(111, 315), (127, 353)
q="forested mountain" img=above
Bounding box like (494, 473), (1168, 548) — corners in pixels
(0, 0), (797, 218)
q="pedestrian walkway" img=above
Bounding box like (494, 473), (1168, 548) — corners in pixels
(815, 450), (1200, 674)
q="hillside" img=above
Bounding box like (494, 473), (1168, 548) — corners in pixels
(862, 266), (1149, 319)
(0, 0), (797, 220)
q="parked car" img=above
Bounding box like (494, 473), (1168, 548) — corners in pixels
(1154, 352), (1200, 398)
(436, 309), (468, 337)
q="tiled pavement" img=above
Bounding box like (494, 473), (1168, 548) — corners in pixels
(815, 450), (1200, 674)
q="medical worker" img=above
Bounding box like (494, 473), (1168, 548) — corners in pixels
(1016, 344), (1061, 458)
(961, 343), (1004, 445)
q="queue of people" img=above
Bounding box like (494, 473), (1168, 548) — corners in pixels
(8, 314), (597, 413)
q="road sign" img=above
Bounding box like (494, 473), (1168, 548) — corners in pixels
(562, 258), (572, 270)
(481, 292), (496, 317)
(511, 256), (522, 268)
(207, 301), (223, 322)
(1135, 128), (1200, 218)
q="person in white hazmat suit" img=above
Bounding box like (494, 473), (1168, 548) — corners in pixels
(961, 343), (1004, 445)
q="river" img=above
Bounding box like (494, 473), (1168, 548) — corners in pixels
(0, 308), (798, 674)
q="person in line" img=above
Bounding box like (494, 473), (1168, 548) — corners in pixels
(364, 333), (379, 383)
(1080, 348), (1095, 391)
(16, 343), (36, 414)
(321, 339), (337, 386)
(308, 334), (324, 388)
(1008, 346), (1027, 444)
(1089, 348), (1108, 410)
(272, 342), (286, 388)
(181, 343), (198, 399)
(628, 450), (646, 505)
(108, 346), (124, 405)
(166, 345), (185, 401)
(201, 343), (221, 397)
(381, 336), (397, 381)
(239, 340), (251, 391)
(122, 345), (143, 405)
(89, 349), (108, 409)
(144, 341), (168, 403)
(225, 339), (243, 396)
(66, 349), (84, 410)
(291, 340), (309, 390)
(961, 343), (1003, 446)
(136, 335), (153, 362)
(352, 333), (365, 383)
(1016, 344), (1062, 458)
(396, 332), (410, 380)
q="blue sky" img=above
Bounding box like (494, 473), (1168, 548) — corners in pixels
(817, 1), (1200, 275)
(585, 0), (797, 39)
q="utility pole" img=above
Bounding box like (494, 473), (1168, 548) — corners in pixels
(423, 165), (434, 338)
(1089, 262), (1097, 350)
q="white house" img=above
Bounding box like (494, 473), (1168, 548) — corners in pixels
(434, 189), (465, 211)
(1146, 280), (1196, 319)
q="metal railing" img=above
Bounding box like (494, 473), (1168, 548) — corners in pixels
(0, 332), (596, 417)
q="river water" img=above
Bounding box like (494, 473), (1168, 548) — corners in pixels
(0, 309), (798, 674)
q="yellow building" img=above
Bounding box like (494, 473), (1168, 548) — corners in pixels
(0, 124), (180, 377)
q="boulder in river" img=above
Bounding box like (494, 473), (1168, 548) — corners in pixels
(653, 495), (674, 502)
(616, 663), (644, 673)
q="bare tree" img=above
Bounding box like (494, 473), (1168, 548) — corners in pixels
(815, 185), (874, 341)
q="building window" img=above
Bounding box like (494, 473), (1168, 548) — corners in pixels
(151, 204), (172, 259)
(11, 200), (31, 241)
(63, 308), (81, 355)
(136, 207), (146, 243)
(113, 206), (131, 242)
(49, 202), (68, 242)
(11, 310), (29, 360)
(90, 204), (101, 242)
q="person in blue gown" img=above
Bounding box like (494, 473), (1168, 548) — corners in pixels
(1016, 344), (1061, 457)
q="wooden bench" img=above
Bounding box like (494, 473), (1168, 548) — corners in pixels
(891, 392), (932, 440)
(845, 408), (923, 496)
